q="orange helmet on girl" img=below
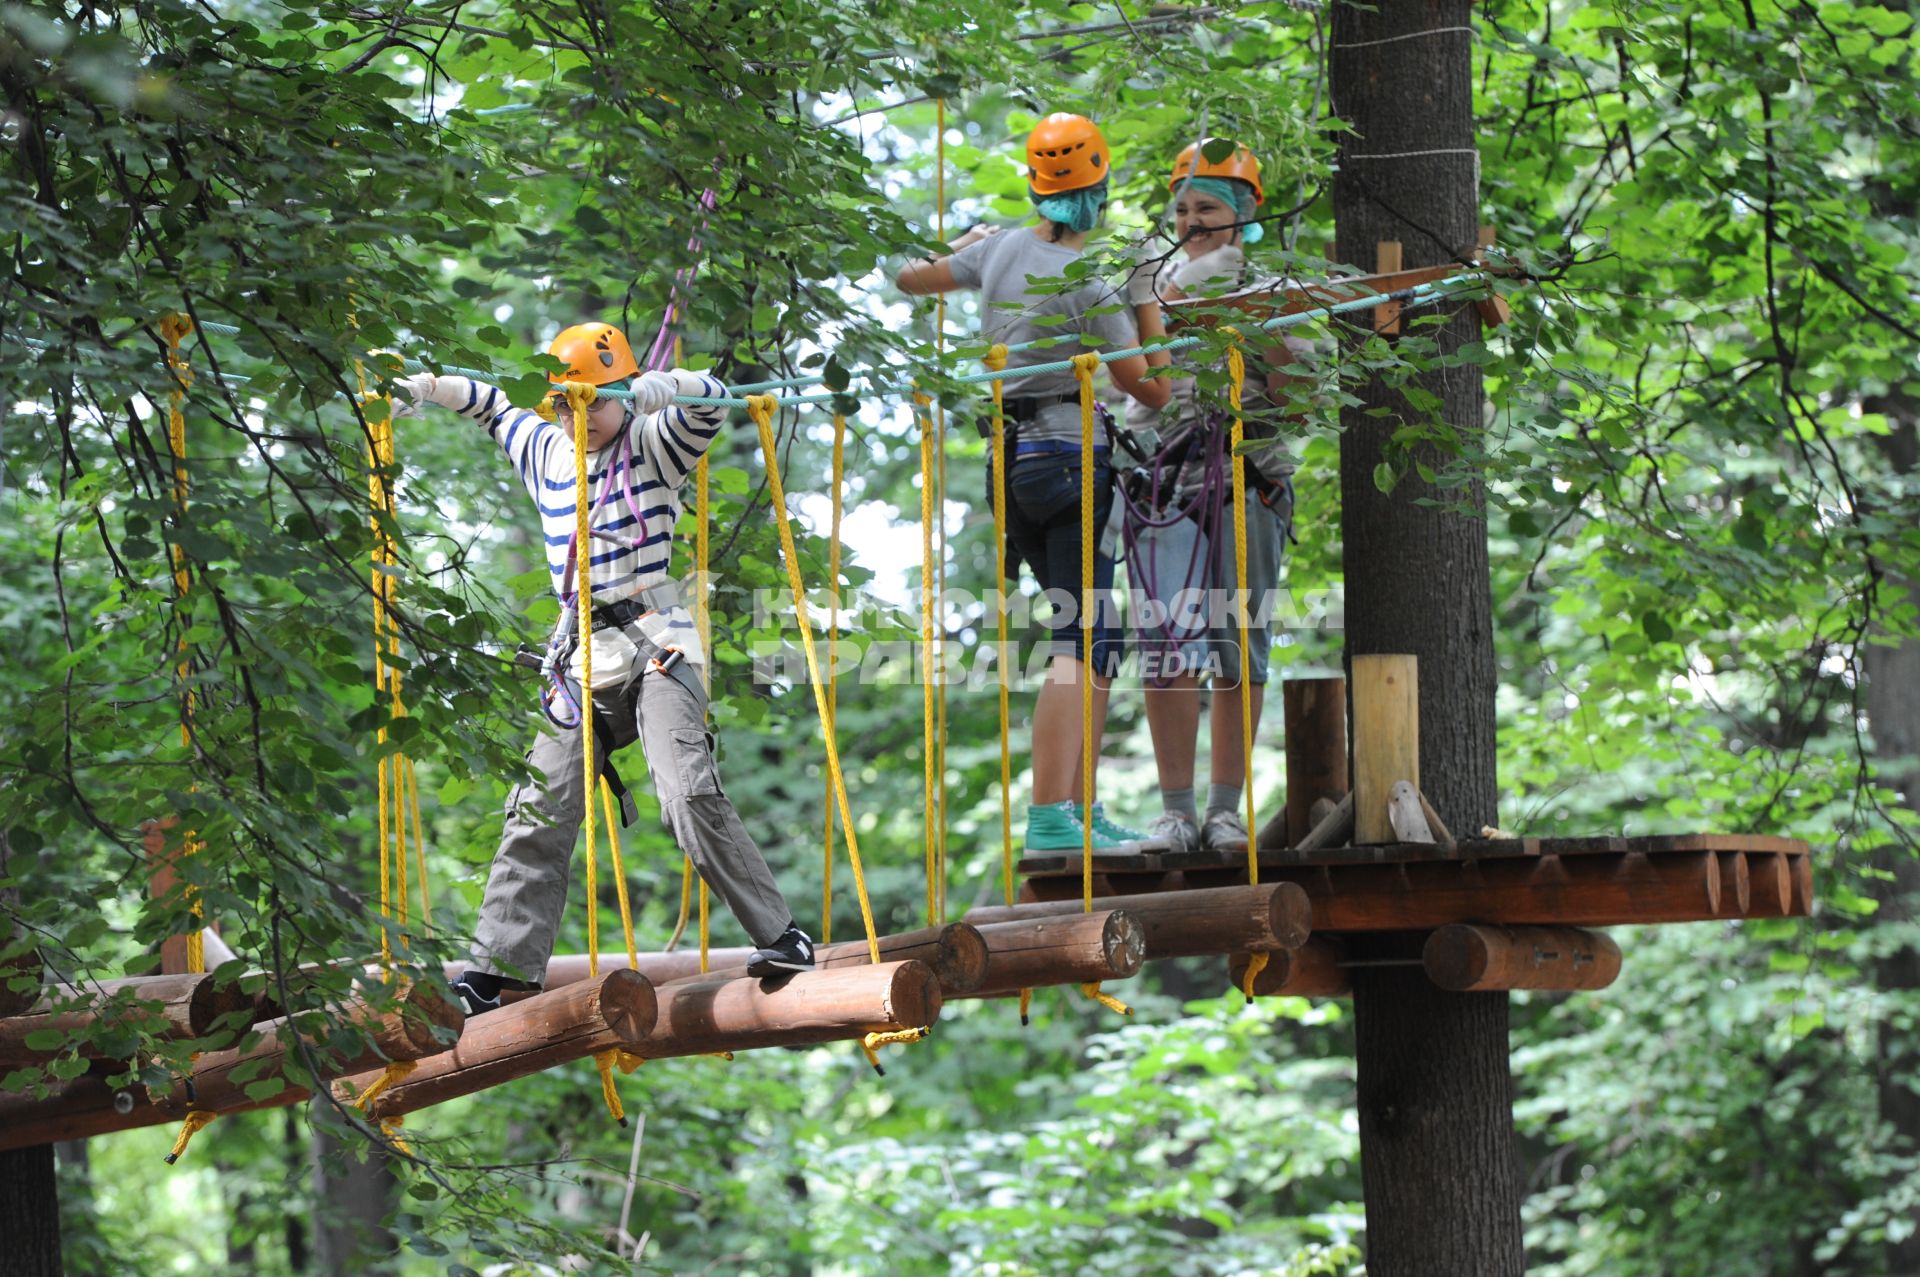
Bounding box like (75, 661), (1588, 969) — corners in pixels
(547, 322), (639, 385)
(1026, 114), (1110, 195)
(1169, 140), (1264, 205)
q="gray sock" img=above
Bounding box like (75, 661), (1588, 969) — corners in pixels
(1206, 782), (1242, 816)
(1161, 786), (1198, 824)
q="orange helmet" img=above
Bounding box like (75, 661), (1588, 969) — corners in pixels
(1026, 114), (1110, 195)
(1170, 140), (1264, 205)
(547, 322), (638, 386)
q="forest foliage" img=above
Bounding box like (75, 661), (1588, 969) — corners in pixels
(3, 0), (1920, 1273)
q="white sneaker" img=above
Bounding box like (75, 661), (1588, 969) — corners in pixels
(1147, 811), (1202, 856)
(1201, 808), (1250, 853)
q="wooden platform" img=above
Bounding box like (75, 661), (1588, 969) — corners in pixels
(1019, 833), (1813, 930)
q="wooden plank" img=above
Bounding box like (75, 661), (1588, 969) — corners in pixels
(1266, 676), (1348, 850)
(965, 883), (1312, 960)
(1162, 262), (1511, 331)
(1351, 655), (1418, 844)
(1228, 937), (1350, 998)
(1423, 925), (1622, 992)
(1374, 242), (1404, 334)
(0, 973), (253, 1066)
(1035, 851), (1728, 930)
(968, 912), (1145, 998)
(519, 922), (989, 997)
(337, 970), (655, 1120)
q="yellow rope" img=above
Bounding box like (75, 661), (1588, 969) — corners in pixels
(404, 755), (431, 933)
(1241, 950), (1270, 1004)
(1018, 987), (1032, 1026)
(985, 346), (1015, 908)
(1079, 982), (1133, 1017)
(159, 314), (206, 975)
(350, 1058), (418, 1113)
(564, 380), (625, 1125)
(594, 1046), (627, 1125)
(915, 390), (938, 927)
(745, 395), (882, 963)
(601, 778), (639, 970)
(162, 1109), (215, 1165)
(675, 856), (692, 949)
(823, 411), (846, 945)
(933, 97), (950, 926)
(1070, 353), (1100, 914)
(859, 1025), (929, 1075)
(382, 1116), (412, 1156)
(1227, 338), (1259, 887)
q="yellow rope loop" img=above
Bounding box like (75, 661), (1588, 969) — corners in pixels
(533, 395), (558, 423)
(823, 411), (846, 944)
(163, 1110), (216, 1165)
(1223, 333), (1259, 885)
(593, 1047), (627, 1125)
(912, 389), (938, 927)
(160, 313), (206, 974)
(381, 1116), (412, 1156)
(614, 1050), (646, 1074)
(744, 394), (883, 964)
(1070, 353), (1101, 913)
(600, 778), (640, 969)
(1241, 950), (1270, 1005)
(1078, 982), (1133, 1018)
(1017, 986), (1033, 1027)
(351, 1058), (419, 1113)
(985, 345), (1015, 906)
(859, 1025), (929, 1076)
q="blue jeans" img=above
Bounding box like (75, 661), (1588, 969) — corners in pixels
(989, 452), (1125, 677)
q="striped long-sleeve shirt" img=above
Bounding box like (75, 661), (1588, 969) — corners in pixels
(430, 373), (729, 602)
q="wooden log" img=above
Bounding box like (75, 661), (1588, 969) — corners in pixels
(0, 982), (462, 1151)
(1374, 241), (1404, 334)
(1164, 262), (1519, 330)
(1716, 851), (1751, 918)
(338, 970), (656, 1120)
(1422, 925), (1622, 993)
(966, 883), (1312, 960)
(1387, 780), (1436, 843)
(524, 922), (990, 996)
(1746, 853), (1792, 918)
(1351, 654), (1418, 844)
(0, 973), (254, 1065)
(144, 817), (194, 976)
(1261, 675), (1348, 850)
(638, 961), (941, 1060)
(1789, 851), (1814, 916)
(1228, 937), (1349, 997)
(1416, 789), (1457, 852)
(1041, 851), (1729, 930)
(969, 911), (1145, 998)
(1292, 792), (1355, 855)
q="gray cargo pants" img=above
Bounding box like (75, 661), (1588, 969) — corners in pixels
(470, 659), (793, 987)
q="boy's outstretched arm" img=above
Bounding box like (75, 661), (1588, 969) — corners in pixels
(393, 371), (559, 492)
(635, 369), (731, 489)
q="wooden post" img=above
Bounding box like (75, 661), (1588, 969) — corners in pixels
(1474, 226), (1513, 328)
(1229, 936), (1350, 998)
(1257, 676), (1348, 850)
(338, 969), (657, 1120)
(969, 912), (1145, 998)
(1423, 925), (1622, 993)
(965, 884), (1311, 960)
(1351, 655), (1419, 844)
(0, 973), (254, 1066)
(522, 922), (989, 996)
(143, 818), (194, 976)
(1374, 242), (1404, 335)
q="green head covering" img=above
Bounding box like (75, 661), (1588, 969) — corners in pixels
(1030, 179), (1111, 233)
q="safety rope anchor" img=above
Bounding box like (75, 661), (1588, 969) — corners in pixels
(163, 1110), (216, 1165)
(1079, 982), (1133, 1018)
(860, 1026), (929, 1076)
(1241, 950), (1270, 1007)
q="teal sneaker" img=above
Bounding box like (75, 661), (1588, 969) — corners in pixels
(1024, 799), (1093, 852)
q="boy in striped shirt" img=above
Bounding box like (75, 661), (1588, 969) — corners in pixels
(395, 322), (814, 1015)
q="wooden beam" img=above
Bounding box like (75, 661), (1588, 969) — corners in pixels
(1229, 937), (1350, 997)
(143, 817), (194, 976)
(1351, 655), (1419, 844)
(969, 911), (1145, 998)
(966, 884), (1311, 960)
(1277, 675), (1348, 849)
(0, 973), (254, 1066)
(1423, 925), (1622, 992)
(520, 922), (989, 996)
(0, 981), (462, 1151)
(1374, 242), (1404, 334)
(640, 961), (941, 1059)
(338, 970), (656, 1120)
(1474, 226), (1513, 328)
(1163, 262), (1518, 331)
(1037, 851), (1730, 930)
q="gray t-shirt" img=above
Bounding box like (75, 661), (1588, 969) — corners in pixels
(947, 227), (1140, 444)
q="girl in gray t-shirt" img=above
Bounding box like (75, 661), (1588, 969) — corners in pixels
(896, 112), (1170, 856)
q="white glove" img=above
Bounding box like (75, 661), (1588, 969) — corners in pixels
(669, 368), (726, 401)
(1171, 243), (1245, 292)
(1123, 246), (1170, 307)
(628, 370), (679, 415)
(389, 371), (438, 417)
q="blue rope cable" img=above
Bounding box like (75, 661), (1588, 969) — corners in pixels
(10, 274), (1491, 408)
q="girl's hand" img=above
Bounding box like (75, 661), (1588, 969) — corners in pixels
(952, 223), (1002, 250)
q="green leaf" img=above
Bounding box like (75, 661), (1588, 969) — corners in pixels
(1640, 611), (1674, 644)
(1200, 137), (1239, 164)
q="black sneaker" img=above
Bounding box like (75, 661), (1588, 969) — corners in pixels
(747, 924), (816, 976)
(451, 973), (503, 1017)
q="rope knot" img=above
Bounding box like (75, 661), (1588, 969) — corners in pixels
(158, 313), (194, 346)
(560, 380), (598, 413)
(1069, 352), (1102, 381)
(984, 343), (1009, 373)
(744, 393), (779, 428)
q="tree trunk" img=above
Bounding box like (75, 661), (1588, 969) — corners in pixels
(0, 1144), (63, 1276)
(310, 1107), (397, 1277)
(1330, 3), (1524, 1274)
